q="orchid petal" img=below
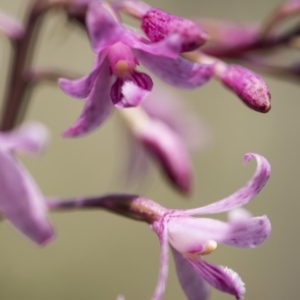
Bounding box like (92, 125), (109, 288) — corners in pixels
(122, 31), (182, 59)
(184, 153), (271, 215)
(223, 215), (271, 248)
(0, 150), (54, 245)
(151, 220), (169, 300)
(186, 259), (245, 299)
(116, 71), (153, 108)
(58, 52), (106, 99)
(139, 120), (192, 194)
(168, 215), (271, 253)
(87, 2), (124, 52)
(0, 122), (49, 154)
(134, 49), (214, 88)
(63, 59), (113, 137)
(171, 247), (209, 300)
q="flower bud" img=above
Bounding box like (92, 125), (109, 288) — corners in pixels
(216, 64), (271, 113)
(141, 8), (209, 52)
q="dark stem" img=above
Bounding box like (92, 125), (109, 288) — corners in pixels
(203, 20), (300, 58)
(47, 194), (166, 224)
(0, 0), (50, 131)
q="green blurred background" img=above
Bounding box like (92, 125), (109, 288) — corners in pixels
(0, 0), (298, 299)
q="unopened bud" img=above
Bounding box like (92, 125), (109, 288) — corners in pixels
(216, 64), (271, 113)
(142, 8), (209, 52)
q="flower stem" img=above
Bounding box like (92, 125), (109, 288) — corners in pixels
(47, 194), (167, 223)
(0, 1), (46, 130)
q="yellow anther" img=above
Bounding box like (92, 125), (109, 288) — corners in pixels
(200, 240), (218, 255)
(115, 60), (130, 77)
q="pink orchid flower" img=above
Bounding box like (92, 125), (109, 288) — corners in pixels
(0, 122), (54, 245)
(59, 1), (214, 137)
(120, 86), (208, 194)
(49, 153), (271, 299)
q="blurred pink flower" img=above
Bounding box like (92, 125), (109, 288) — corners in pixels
(0, 122), (54, 245)
(120, 86), (208, 194)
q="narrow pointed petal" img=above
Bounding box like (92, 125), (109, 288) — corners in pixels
(63, 59), (113, 137)
(0, 151), (54, 245)
(122, 31), (182, 59)
(171, 247), (209, 300)
(184, 153), (271, 215)
(112, 71), (153, 108)
(151, 220), (169, 300)
(134, 50), (214, 88)
(87, 2), (124, 52)
(58, 52), (106, 99)
(186, 259), (245, 299)
(0, 122), (49, 154)
(140, 120), (193, 194)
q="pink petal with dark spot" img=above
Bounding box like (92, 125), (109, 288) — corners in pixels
(111, 71), (153, 108)
(186, 258), (245, 299)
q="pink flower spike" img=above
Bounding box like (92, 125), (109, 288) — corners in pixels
(0, 122), (54, 245)
(216, 64), (271, 113)
(142, 7), (209, 52)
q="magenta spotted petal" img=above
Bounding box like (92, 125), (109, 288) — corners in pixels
(186, 259), (245, 299)
(0, 122), (54, 245)
(167, 215), (271, 254)
(111, 71), (153, 108)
